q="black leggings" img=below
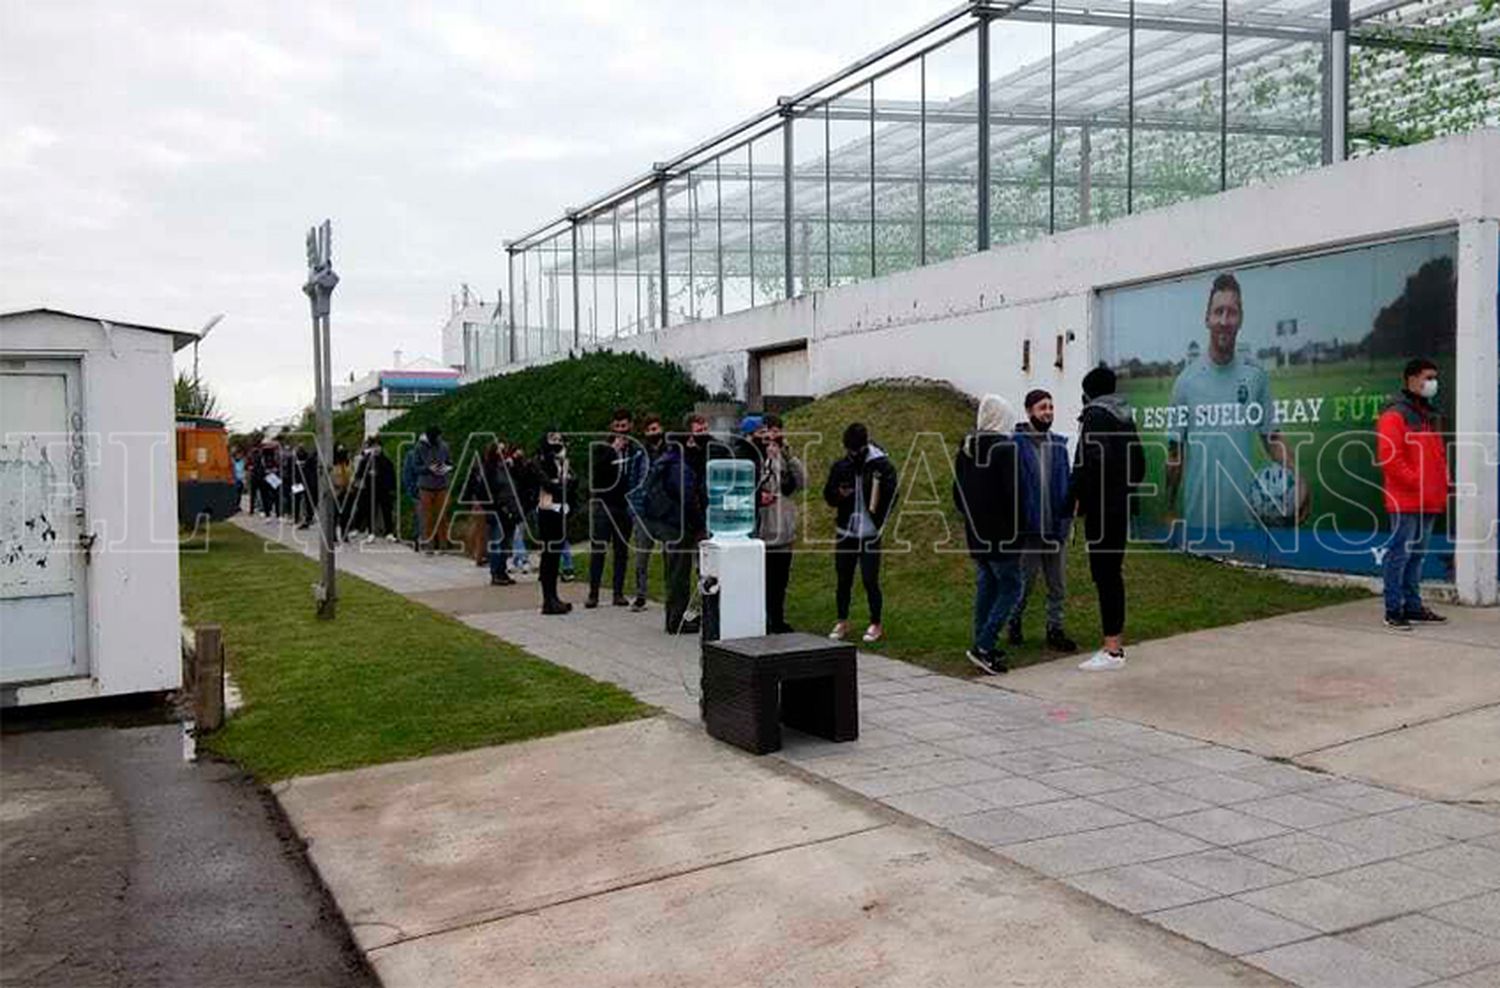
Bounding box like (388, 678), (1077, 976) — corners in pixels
(537, 510), (565, 605)
(835, 536), (882, 624)
(1088, 547), (1126, 637)
(765, 545), (794, 630)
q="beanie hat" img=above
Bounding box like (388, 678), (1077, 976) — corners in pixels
(1081, 366), (1117, 400)
(739, 414), (764, 436)
(1023, 388), (1052, 410)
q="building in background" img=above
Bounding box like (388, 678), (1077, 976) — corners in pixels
(335, 353), (460, 410)
(439, 284), (506, 376)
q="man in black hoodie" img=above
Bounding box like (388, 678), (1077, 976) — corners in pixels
(954, 395), (1023, 675)
(1071, 366), (1145, 671)
(824, 422), (898, 644)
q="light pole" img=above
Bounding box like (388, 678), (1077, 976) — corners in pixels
(303, 220), (339, 620)
(192, 313), (225, 391)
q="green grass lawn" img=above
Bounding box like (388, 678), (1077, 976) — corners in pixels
(769, 382), (1369, 677)
(180, 524), (648, 781)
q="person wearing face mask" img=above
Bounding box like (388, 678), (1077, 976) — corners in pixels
(1008, 389), (1078, 653)
(414, 425), (452, 554)
(824, 422), (899, 644)
(1376, 359), (1450, 630)
(534, 428), (577, 615)
(1071, 367), (1146, 672)
(626, 413), (666, 611)
(587, 408), (637, 608)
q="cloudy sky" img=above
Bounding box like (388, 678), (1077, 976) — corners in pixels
(1, 1), (941, 429)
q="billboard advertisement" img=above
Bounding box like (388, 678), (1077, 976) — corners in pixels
(1098, 232), (1457, 577)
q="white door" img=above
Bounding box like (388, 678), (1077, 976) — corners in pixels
(0, 358), (89, 684)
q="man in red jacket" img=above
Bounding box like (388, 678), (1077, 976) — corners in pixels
(1375, 358), (1450, 630)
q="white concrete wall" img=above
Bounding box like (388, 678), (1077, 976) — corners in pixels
(1, 312), (183, 703)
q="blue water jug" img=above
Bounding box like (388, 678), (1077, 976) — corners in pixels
(706, 458), (756, 539)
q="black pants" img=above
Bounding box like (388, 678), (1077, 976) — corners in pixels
(663, 538), (696, 631)
(765, 545), (794, 631)
(1087, 545), (1126, 637)
(835, 536), (882, 624)
(588, 502), (630, 598)
(537, 509), (566, 605)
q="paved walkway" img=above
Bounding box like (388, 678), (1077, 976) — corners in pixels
(239, 516), (1500, 987)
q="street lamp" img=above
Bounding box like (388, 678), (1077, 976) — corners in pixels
(193, 313), (225, 389)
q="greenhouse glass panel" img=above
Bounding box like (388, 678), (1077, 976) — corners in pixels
(664, 173), (694, 324)
(750, 127), (787, 305)
(791, 108), (830, 295)
(719, 145), (753, 315)
(1051, 22), (1131, 231)
(874, 57), (923, 276)
(988, 16), (1054, 247)
(1225, 37), (1324, 190)
(1131, 21), (1225, 212)
(923, 27), (978, 265)
(689, 161), (722, 319)
(827, 85), (873, 286)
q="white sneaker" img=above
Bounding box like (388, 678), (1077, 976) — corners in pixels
(828, 621), (848, 641)
(1078, 650), (1126, 672)
(363, 533), (377, 544)
(384, 533), (397, 543)
(861, 624), (884, 644)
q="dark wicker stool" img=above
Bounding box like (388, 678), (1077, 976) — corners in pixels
(700, 633), (858, 755)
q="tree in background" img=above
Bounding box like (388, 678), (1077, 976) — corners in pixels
(175, 371), (222, 420)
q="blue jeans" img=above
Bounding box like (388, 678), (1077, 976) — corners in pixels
(1383, 512), (1434, 617)
(973, 554), (1023, 652)
(512, 525), (529, 568)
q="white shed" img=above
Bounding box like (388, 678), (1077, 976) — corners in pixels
(1, 308), (195, 706)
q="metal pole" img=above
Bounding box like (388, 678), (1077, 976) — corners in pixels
(977, 8), (991, 252)
(569, 218), (581, 350)
(1049, 0), (1058, 234)
(1220, 0), (1229, 191)
(656, 173), (669, 328)
(782, 104), (794, 299)
(1330, 0), (1349, 161)
(868, 80), (876, 278)
(919, 54), (928, 266)
(1127, 0), (1135, 213)
(303, 219), (339, 620)
(506, 247), (517, 364)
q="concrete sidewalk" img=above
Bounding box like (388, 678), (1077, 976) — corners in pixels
(280, 717), (1277, 987)
(237, 515), (1500, 986)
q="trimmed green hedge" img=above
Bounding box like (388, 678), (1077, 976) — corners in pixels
(378, 350), (708, 540)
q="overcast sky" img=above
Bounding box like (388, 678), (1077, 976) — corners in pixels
(1, 1), (944, 429)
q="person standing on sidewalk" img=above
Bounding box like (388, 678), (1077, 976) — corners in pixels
(824, 422), (898, 645)
(954, 395), (1023, 675)
(587, 408), (636, 609)
(642, 433), (703, 635)
(626, 413), (666, 611)
(534, 428), (577, 615)
(1070, 367), (1145, 672)
(1008, 389), (1078, 653)
(415, 425), (452, 554)
(753, 414), (805, 634)
(1376, 358), (1450, 630)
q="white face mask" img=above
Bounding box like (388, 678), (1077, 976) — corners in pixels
(1420, 378), (1439, 400)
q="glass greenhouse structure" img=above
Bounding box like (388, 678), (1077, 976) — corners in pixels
(492, 0), (1498, 366)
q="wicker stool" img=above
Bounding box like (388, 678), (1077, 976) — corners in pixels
(700, 633), (858, 754)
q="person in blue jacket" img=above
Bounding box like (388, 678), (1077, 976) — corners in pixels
(1008, 389), (1079, 652)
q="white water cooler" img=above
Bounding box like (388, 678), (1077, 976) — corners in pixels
(699, 537), (765, 641)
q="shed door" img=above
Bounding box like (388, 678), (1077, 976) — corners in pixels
(0, 358), (89, 684)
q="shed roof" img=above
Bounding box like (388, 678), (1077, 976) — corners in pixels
(1, 307), (198, 352)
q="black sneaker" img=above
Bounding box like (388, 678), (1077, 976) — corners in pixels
(1006, 623), (1024, 647)
(1046, 627), (1079, 652)
(490, 574), (516, 586)
(612, 593), (630, 607)
(965, 648), (1009, 675)
(541, 599), (572, 616)
(1384, 613), (1413, 631)
(1404, 606), (1448, 624)
(584, 593), (599, 609)
(667, 618), (701, 636)
(560, 570), (576, 583)
(630, 596), (648, 612)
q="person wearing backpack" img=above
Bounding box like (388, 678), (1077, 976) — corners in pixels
(824, 422), (898, 644)
(751, 414), (805, 634)
(641, 433), (704, 635)
(534, 428), (577, 615)
(954, 395), (1023, 675)
(626, 413), (666, 611)
(1070, 366), (1146, 671)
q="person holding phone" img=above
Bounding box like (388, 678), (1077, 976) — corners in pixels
(823, 422), (898, 644)
(534, 427), (577, 615)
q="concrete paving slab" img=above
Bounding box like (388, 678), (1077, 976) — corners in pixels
(1430, 891), (1500, 939)
(1302, 707), (1500, 803)
(1340, 914), (1500, 979)
(1243, 936), (1431, 988)
(1148, 898), (1316, 956)
(366, 825), (1283, 988)
(1400, 843), (1500, 888)
(1000, 599), (1500, 762)
(276, 718), (886, 950)
(1152, 848), (1302, 895)
(1237, 877), (1403, 932)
